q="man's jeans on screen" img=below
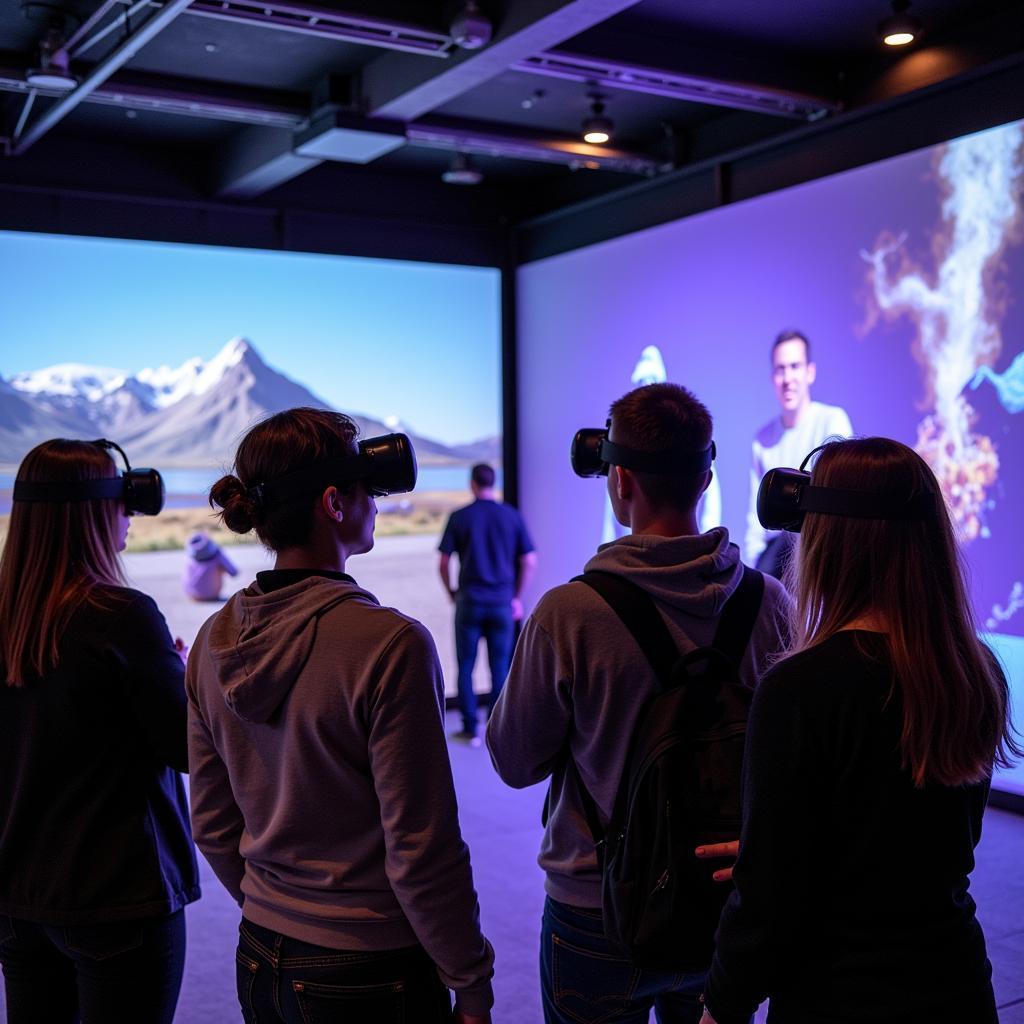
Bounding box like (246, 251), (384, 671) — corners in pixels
(541, 897), (708, 1024)
(0, 910), (185, 1024)
(236, 918), (452, 1024)
(455, 597), (515, 734)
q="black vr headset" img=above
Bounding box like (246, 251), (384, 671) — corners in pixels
(756, 443), (936, 532)
(571, 420), (715, 478)
(249, 432), (418, 506)
(12, 439), (165, 516)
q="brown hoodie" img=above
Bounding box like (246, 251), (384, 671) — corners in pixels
(186, 573), (494, 1014)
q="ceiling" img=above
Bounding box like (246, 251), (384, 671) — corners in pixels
(0, 0), (1021, 249)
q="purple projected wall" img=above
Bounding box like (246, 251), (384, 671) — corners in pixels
(518, 118), (1024, 792)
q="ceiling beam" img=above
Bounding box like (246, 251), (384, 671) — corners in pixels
(185, 0), (452, 56)
(215, 126), (321, 197)
(407, 116), (659, 175)
(12, 0), (193, 155)
(0, 65), (307, 129)
(361, 0), (642, 121)
(514, 49), (837, 120)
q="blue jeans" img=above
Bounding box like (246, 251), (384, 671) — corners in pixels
(541, 897), (706, 1024)
(236, 918), (452, 1023)
(454, 597), (515, 734)
(0, 910), (185, 1024)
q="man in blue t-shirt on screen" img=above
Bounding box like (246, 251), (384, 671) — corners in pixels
(439, 464), (537, 746)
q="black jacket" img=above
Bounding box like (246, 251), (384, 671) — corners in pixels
(0, 587), (200, 925)
(705, 630), (994, 1024)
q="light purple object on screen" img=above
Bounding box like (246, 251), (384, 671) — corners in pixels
(183, 532), (239, 601)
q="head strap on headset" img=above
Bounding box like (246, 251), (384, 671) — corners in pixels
(247, 432), (417, 507)
(599, 438), (715, 476)
(12, 439), (165, 516)
(756, 441), (937, 532)
(572, 418), (715, 478)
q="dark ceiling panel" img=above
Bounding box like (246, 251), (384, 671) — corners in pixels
(119, 12), (372, 91)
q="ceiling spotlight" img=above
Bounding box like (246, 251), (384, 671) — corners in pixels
(25, 27), (76, 90)
(581, 94), (613, 145)
(450, 1), (492, 50)
(879, 0), (920, 46)
(442, 153), (483, 185)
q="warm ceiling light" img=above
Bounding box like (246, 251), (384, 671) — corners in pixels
(879, 1), (920, 46)
(582, 95), (613, 145)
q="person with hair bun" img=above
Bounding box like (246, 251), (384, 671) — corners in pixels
(0, 438), (198, 1024)
(186, 407), (494, 1024)
(700, 437), (1019, 1024)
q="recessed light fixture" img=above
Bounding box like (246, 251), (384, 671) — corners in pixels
(25, 29), (76, 91)
(450, 0), (492, 50)
(442, 153), (483, 185)
(581, 93), (613, 145)
(879, 0), (920, 46)
(204, 42), (218, 53)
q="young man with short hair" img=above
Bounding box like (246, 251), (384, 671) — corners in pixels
(487, 383), (790, 1024)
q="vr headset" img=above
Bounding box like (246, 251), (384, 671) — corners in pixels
(757, 443), (936, 532)
(571, 420), (715, 478)
(250, 432), (417, 506)
(12, 439), (165, 516)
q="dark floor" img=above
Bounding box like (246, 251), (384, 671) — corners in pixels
(2, 712), (1022, 1022)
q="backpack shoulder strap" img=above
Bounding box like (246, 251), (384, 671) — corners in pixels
(574, 570), (679, 687)
(710, 565), (766, 665)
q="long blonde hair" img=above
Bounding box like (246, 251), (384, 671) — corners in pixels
(0, 439), (126, 686)
(788, 437), (1020, 787)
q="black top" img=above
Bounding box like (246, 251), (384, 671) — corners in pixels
(256, 568), (355, 593)
(0, 587), (200, 925)
(705, 630), (994, 1024)
(438, 499), (534, 603)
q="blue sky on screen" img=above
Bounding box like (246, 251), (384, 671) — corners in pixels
(0, 231), (500, 445)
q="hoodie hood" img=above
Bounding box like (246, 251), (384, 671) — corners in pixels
(204, 576), (373, 723)
(584, 526), (742, 619)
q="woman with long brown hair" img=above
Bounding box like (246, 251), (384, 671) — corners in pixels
(700, 437), (1019, 1024)
(0, 439), (198, 1024)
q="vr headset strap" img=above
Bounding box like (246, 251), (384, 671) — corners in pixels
(12, 478), (125, 502)
(800, 485), (934, 520)
(599, 440), (714, 477)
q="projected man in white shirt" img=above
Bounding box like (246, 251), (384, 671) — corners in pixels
(745, 330), (853, 577)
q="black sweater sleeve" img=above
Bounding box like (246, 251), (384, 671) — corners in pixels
(114, 592), (189, 773)
(703, 667), (813, 1024)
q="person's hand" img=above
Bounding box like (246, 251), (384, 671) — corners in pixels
(510, 596), (524, 621)
(453, 1011), (491, 1024)
(695, 839), (739, 882)
(174, 637), (189, 665)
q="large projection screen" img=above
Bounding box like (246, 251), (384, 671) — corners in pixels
(0, 233), (501, 698)
(518, 118), (1024, 795)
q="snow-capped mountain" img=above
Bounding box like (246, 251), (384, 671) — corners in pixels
(0, 338), (474, 468)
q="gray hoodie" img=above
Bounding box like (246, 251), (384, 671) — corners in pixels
(486, 528), (791, 908)
(186, 574), (494, 1014)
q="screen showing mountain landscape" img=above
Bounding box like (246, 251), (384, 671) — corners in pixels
(0, 230), (501, 696)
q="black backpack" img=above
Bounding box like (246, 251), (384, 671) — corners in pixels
(569, 564), (764, 971)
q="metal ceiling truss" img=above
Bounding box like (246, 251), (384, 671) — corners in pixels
(11, 0), (194, 154)
(515, 51), (838, 121)
(407, 118), (660, 175)
(0, 68), (306, 128)
(184, 0), (453, 56)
